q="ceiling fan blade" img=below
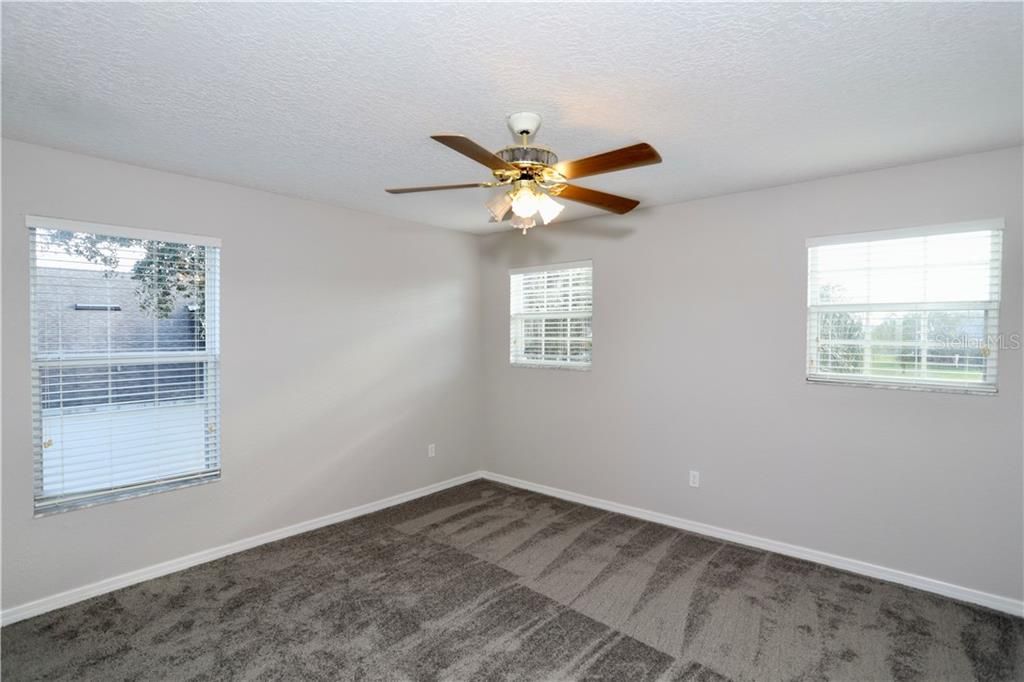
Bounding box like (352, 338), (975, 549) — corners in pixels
(385, 182), (491, 194)
(431, 135), (518, 172)
(557, 184), (640, 214)
(555, 143), (661, 180)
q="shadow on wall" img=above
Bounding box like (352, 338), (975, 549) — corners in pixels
(226, 278), (475, 531)
(479, 219), (637, 264)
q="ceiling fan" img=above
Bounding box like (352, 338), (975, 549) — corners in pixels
(386, 112), (662, 234)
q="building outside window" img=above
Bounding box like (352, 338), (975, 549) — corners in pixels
(29, 217), (221, 514)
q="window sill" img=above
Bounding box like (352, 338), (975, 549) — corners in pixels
(806, 376), (997, 396)
(510, 361), (591, 372)
(34, 470), (220, 517)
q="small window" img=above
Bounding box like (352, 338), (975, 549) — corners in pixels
(806, 221), (1003, 393)
(510, 261), (592, 369)
(29, 217), (221, 514)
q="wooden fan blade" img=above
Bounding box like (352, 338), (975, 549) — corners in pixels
(431, 135), (517, 172)
(557, 184), (640, 214)
(386, 183), (491, 194)
(555, 143), (661, 180)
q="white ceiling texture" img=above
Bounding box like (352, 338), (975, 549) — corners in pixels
(3, 2), (1021, 233)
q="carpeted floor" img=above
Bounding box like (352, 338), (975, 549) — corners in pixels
(2, 479), (1022, 681)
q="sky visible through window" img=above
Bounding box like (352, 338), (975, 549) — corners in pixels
(810, 230), (995, 305)
(35, 229), (146, 272)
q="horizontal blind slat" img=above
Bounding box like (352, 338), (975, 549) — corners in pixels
(510, 263), (593, 368)
(806, 225), (1001, 392)
(30, 224), (221, 513)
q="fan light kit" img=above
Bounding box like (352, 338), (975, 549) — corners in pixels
(387, 112), (662, 234)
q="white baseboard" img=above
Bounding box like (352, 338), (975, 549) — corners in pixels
(480, 471), (1024, 618)
(1, 471), (483, 626)
(6, 470), (1020, 625)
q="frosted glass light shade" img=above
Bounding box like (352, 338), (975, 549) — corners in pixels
(486, 192), (513, 221)
(510, 184), (540, 218)
(536, 193), (565, 225)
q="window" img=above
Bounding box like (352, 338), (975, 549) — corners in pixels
(29, 217), (221, 514)
(806, 221), (1002, 393)
(510, 261), (593, 369)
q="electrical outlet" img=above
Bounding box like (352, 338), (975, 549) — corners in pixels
(689, 470), (700, 488)
(428, 443), (436, 458)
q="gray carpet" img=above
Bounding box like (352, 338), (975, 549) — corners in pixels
(2, 479), (1022, 681)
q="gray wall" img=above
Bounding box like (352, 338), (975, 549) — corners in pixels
(4, 140), (1022, 612)
(2, 140), (483, 609)
(477, 146), (1023, 602)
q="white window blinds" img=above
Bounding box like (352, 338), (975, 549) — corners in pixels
(29, 218), (221, 514)
(510, 261), (593, 368)
(806, 221), (1003, 393)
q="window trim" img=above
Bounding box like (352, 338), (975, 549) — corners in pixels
(508, 259), (593, 276)
(510, 359), (593, 372)
(28, 216), (222, 516)
(509, 259), (593, 371)
(26, 215), (222, 247)
(805, 219), (1004, 396)
(34, 471), (221, 517)
(805, 374), (998, 396)
(805, 218), (1004, 248)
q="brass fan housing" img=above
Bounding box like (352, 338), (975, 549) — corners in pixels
(497, 145), (557, 168)
(494, 145), (566, 187)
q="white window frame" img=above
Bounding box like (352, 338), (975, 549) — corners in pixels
(806, 219), (1003, 395)
(509, 260), (593, 370)
(28, 216), (222, 515)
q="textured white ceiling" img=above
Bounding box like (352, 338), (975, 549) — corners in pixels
(3, 3), (1021, 233)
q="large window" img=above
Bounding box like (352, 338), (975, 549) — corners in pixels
(806, 221), (1003, 393)
(510, 261), (593, 369)
(29, 217), (221, 514)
